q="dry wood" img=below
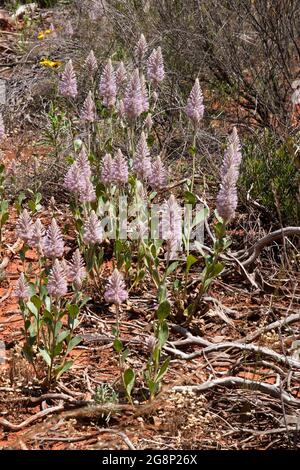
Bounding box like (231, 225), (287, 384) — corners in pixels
(172, 376), (300, 406)
(0, 404), (64, 432)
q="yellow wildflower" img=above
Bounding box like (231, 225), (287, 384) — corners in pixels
(37, 29), (53, 40)
(39, 58), (62, 68)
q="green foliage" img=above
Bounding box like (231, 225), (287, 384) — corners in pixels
(93, 383), (119, 423)
(240, 130), (300, 225)
(144, 300), (171, 399)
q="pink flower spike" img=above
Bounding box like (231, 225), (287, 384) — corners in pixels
(99, 59), (117, 108)
(134, 33), (148, 64)
(28, 218), (45, 254)
(149, 156), (168, 190)
(16, 209), (34, 243)
(216, 127), (242, 223)
(101, 153), (115, 185)
(83, 210), (102, 245)
(43, 218), (65, 259)
(85, 50), (98, 74)
(113, 149), (128, 186)
(124, 69), (144, 121)
(140, 74), (149, 112)
(47, 259), (68, 298)
(69, 249), (86, 290)
(185, 78), (204, 128)
(79, 177), (96, 203)
(147, 46), (165, 87)
(59, 59), (78, 98)
(81, 91), (97, 122)
(133, 131), (152, 181)
(14, 273), (31, 301)
(116, 61), (127, 87)
(104, 269), (128, 305)
(144, 113), (153, 131)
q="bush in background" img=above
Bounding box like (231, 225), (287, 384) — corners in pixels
(240, 130), (300, 225)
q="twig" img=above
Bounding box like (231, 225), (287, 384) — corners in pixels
(96, 428), (136, 450)
(35, 433), (99, 443)
(172, 376), (300, 406)
(235, 227), (300, 267)
(0, 239), (23, 270)
(0, 393), (76, 405)
(242, 312), (300, 343)
(0, 404), (64, 431)
(166, 331), (300, 369)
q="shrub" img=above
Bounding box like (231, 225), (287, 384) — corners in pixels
(240, 130), (300, 225)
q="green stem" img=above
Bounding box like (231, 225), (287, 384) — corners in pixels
(191, 131), (197, 193)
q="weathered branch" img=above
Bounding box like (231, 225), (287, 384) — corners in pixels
(172, 376), (300, 406)
(236, 227), (300, 268)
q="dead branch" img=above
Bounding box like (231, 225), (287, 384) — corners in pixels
(0, 393), (77, 405)
(0, 239), (23, 271)
(235, 227), (300, 267)
(0, 404), (64, 432)
(166, 330), (300, 369)
(172, 376), (300, 406)
(243, 312), (300, 343)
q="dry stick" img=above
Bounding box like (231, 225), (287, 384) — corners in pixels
(0, 404), (64, 432)
(233, 227), (300, 267)
(172, 376), (300, 407)
(167, 326), (300, 369)
(242, 312), (300, 343)
(34, 433), (99, 443)
(0, 239), (23, 271)
(96, 428), (136, 450)
(0, 393), (76, 405)
(165, 340), (300, 369)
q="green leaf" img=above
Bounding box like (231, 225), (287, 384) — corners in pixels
(156, 357), (170, 383)
(54, 321), (63, 337)
(67, 304), (79, 319)
(39, 348), (51, 366)
(157, 284), (167, 303)
(156, 300), (171, 322)
(22, 344), (34, 363)
(158, 322), (169, 347)
(66, 336), (82, 354)
(123, 368), (135, 397)
(54, 342), (63, 357)
(166, 261), (179, 276)
(184, 191), (197, 205)
(183, 303), (194, 317)
(210, 261), (224, 277)
(188, 146), (197, 157)
(26, 301), (38, 318)
(121, 348), (130, 362)
(192, 207), (209, 229)
(146, 379), (157, 396)
(55, 361), (73, 380)
(113, 338), (123, 353)
(30, 295), (42, 311)
(0, 212), (9, 226)
(186, 254), (198, 271)
(56, 330), (70, 344)
(42, 309), (53, 324)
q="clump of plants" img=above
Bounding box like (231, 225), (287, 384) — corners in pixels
(8, 33), (243, 400)
(240, 129), (300, 225)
